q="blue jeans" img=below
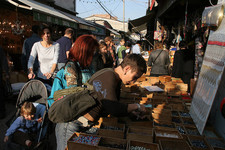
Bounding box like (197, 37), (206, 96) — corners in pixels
(55, 120), (85, 150)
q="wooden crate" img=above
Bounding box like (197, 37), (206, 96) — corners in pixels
(154, 129), (183, 143)
(159, 139), (192, 150)
(98, 123), (125, 139)
(97, 136), (128, 150)
(159, 75), (172, 83)
(68, 132), (100, 150)
(126, 127), (153, 143)
(206, 137), (225, 149)
(188, 135), (213, 150)
(129, 121), (153, 129)
(129, 140), (159, 150)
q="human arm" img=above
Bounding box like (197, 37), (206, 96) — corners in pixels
(21, 39), (28, 72)
(101, 100), (146, 117)
(5, 117), (22, 137)
(27, 43), (38, 79)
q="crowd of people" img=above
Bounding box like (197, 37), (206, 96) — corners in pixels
(0, 25), (195, 150)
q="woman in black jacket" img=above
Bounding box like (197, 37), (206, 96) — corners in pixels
(91, 41), (107, 72)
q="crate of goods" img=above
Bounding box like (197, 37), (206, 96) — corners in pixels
(129, 120), (153, 129)
(176, 83), (188, 92)
(172, 116), (182, 125)
(97, 136), (128, 150)
(168, 102), (185, 111)
(149, 77), (159, 85)
(67, 132), (100, 150)
(126, 127), (153, 143)
(154, 129), (183, 143)
(184, 126), (200, 136)
(99, 117), (118, 126)
(187, 135), (213, 150)
(176, 125), (186, 134)
(129, 140), (159, 150)
(159, 139), (192, 150)
(153, 121), (176, 130)
(159, 75), (172, 83)
(98, 123), (125, 139)
(164, 82), (177, 92)
(182, 117), (196, 127)
(152, 111), (172, 121)
(206, 137), (225, 150)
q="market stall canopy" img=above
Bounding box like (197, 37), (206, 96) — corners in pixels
(7, 0), (78, 29)
(128, 12), (155, 33)
(57, 10), (97, 31)
(106, 28), (120, 36)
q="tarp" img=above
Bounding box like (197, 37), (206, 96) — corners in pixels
(128, 12), (155, 33)
(8, 0), (78, 28)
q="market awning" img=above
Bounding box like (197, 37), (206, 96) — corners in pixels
(106, 28), (120, 36)
(128, 12), (155, 33)
(8, 0), (78, 29)
(58, 10), (97, 31)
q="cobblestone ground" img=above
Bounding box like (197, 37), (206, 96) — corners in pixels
(0, 95), (56, 150)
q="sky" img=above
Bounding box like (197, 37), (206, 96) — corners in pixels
(76, 0), (149, 21)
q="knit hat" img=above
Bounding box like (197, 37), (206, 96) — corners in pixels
(220, 98), (225, 118)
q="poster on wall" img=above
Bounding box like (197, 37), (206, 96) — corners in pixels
(190, 18), (225, 134)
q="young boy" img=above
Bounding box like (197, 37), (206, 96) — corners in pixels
(4, 102), (42, 147)
(55, 54), (147, 150)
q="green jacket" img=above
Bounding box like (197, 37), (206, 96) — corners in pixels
(117, 46), (126, 59)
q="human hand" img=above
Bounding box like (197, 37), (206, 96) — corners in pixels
(44, 72), (53, 79)
(37, 117), (42, 123)
(4, 136), (8, 142)
(28, 73), (35, 79)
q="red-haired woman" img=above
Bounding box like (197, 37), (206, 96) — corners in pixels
(48, 34), (99, 107)
(49, 35), (98, 150)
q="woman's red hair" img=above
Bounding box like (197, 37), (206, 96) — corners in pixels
(69, 35), (99, 67)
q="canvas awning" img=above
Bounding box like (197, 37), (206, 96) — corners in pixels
(107, 28), (120, 36)
(128, 12), (155, 33)
(7, 0), (78, 29)
(58, 10), (97, 31)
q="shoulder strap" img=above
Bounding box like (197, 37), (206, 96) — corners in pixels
(153, 50), (163, 64)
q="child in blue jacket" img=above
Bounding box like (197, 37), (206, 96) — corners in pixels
(4, 102), (42, 147)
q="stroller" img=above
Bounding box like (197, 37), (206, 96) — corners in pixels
(5, 79), (49, 150)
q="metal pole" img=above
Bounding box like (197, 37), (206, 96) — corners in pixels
(123, 0), (125, 32)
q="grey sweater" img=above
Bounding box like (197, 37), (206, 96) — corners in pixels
(147, 49), (170, 75)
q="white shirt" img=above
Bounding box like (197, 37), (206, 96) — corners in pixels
(132, 44), (141, 54)
(28, 41), (59, 79)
